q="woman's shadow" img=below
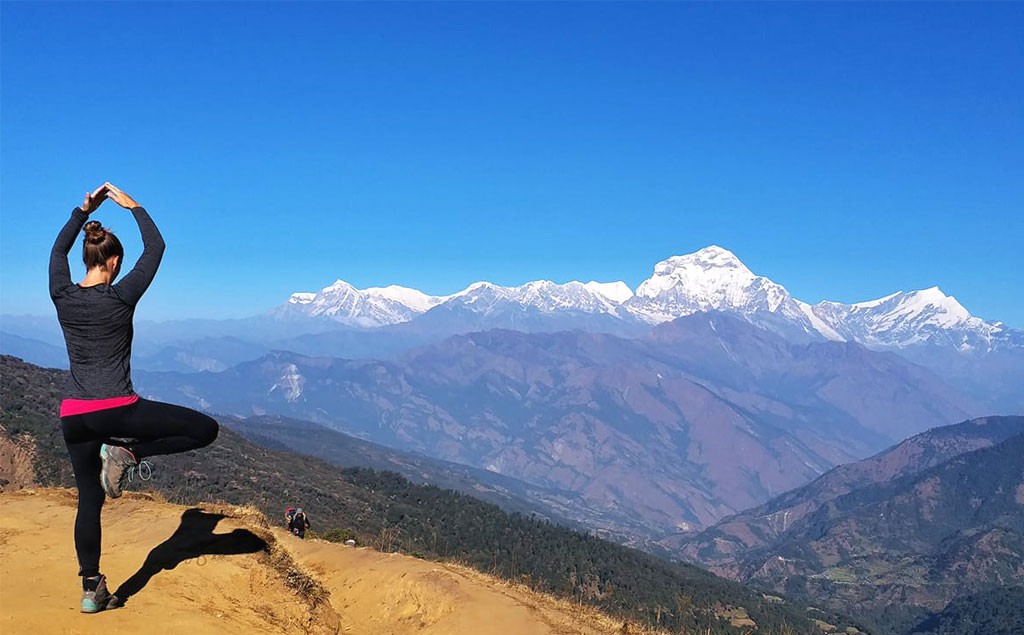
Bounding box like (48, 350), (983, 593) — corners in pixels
(111, 508), (268, 606)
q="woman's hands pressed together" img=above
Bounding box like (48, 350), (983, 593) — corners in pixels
(81, 184), (109, 214)
(104, 182), (141, 210)
(80, 182), (141, 213)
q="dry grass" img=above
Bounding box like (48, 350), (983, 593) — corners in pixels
(425, 558), (674, 635)
(6, 485), (81, 506)
(107, 490), (340, 634)
(195, 500), (341, 634)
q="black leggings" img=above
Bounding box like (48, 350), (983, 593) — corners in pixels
(61, 398), (219, 577)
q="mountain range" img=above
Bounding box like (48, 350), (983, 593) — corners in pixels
(674, 415), (1024, 634)
(5, 245), (1020, 411)
(277, 246), (1017, 352)
(135, 312), (977, 538)
(269, 246), (1023, 412)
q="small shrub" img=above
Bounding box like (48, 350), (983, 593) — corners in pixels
(322, 528), (357, 543)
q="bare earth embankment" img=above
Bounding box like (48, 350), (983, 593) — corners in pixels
(0, 488), (630, 635)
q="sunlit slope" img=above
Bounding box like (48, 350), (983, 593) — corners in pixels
(0, 489), (631, 635)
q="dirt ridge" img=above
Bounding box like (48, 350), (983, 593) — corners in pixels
(0, 488), (633, 635)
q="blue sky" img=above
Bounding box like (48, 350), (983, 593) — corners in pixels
(2, 2), (1022, 326)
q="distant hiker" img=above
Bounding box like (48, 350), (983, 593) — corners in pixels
(284, 506), (297, 527)
(51, 184), (219, 613)
(288, 508), (311, 538)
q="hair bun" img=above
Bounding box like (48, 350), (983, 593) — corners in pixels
(83, 220), (107, 245)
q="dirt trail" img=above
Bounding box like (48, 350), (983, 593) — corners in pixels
(0, 489), (624, 634)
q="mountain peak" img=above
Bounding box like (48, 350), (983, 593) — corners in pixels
(695, 244), (743, 260)
(652, 246), (751, 278)
(635, 246), (783, 307)
(324, 279), (358, 293)
(811, 285), (991, 349)
(276, 279), (446, 327)
(865, 286), (972, 323)
(363, 285), (447, 312)
(626, 245), (817, 332)
(902, 286), (971, 323)
(453, 281), (499, 297)
(584, 281), (634, 304)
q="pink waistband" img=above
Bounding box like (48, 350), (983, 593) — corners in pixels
(60, 395), (140, 417)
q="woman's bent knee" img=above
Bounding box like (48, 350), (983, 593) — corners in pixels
(198, 414), (219, 447)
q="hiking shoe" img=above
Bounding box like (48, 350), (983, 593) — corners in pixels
(81, 575), (111, 613)
(100, 444), (139, 499)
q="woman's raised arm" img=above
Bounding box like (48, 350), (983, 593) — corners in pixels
(49, 186), (108, 298)
(106, 183), (166, 305)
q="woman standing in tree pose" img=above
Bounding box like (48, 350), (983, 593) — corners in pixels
(50, 183), (219, 613)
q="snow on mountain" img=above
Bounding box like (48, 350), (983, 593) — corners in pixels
(584, 281), (634, 304)
(277, 280), (447, 328)
(811, 287), (1011, 350)
(274, 247), (1018, 354)
(795, 300), (846, 342)
(621, 248), (1015, 351)
(364, 285), (448, 313)
(626, 246), (830, 339)
(445, 279), (632, 316)
(277, 278), (632, 327)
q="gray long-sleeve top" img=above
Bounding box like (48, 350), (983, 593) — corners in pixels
(49, 206), (165, 399)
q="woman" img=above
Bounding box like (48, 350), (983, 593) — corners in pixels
(50, 183), (219, 613)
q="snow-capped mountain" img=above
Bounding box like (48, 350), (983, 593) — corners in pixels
(274, 246), (1019, 355)
(811, 287), (1018, 352)
(633, 246), (789, 317)
(625, 246), (842, 341)
(277, 278), (635, 328)
(276, 280), (448, 327)
(444, 280), (634, 316)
